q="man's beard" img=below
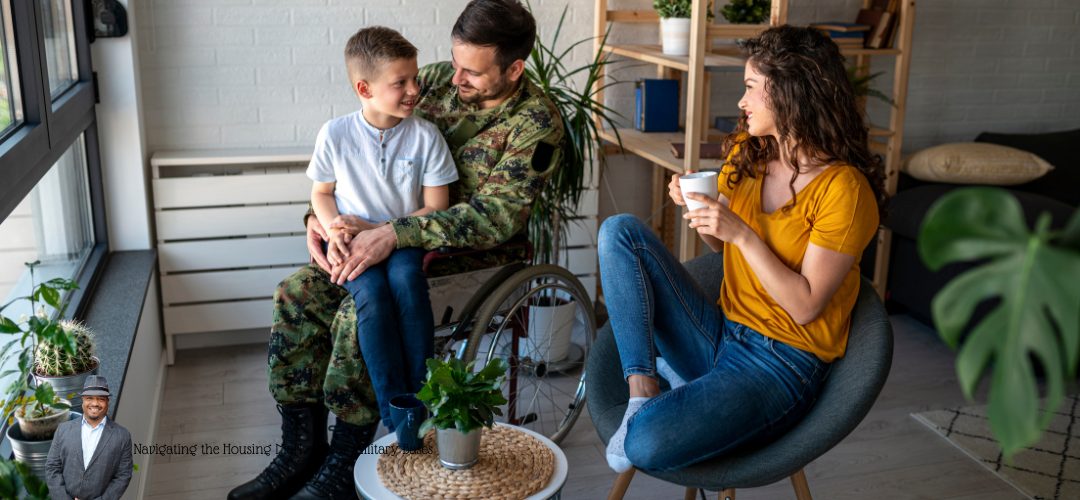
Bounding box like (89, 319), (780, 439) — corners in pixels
(457, 75), (516, 105)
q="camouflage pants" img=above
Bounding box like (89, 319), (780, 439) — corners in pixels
(267, 264), (379, 426)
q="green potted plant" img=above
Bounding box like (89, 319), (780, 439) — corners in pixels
(720, 0), (771, 24)
(31, 319), (99, 408)
(847, 66), (894, 107)
(653, 0), (715, 55)
(416, 357), (508, 469)
(919, 187), (1080, 460)
(0, 261), (83, 479)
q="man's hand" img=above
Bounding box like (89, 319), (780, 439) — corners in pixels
(305, 216), (332, 273)
(330, 224), (399, 285)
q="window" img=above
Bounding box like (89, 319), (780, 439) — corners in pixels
(0, 134), (94, 307)
(1, 0), (23, 136)
(0, 0), (105, 318)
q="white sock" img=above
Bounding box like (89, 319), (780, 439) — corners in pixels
(606, 396), (650, 473)
(656, 357), (687, 390)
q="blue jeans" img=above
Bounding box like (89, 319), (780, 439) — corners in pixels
(597, 214), (829, 471)
(340, 247), (434, 431)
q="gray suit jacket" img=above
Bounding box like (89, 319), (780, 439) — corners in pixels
(45, 417), (133, 500)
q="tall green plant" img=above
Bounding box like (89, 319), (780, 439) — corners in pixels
(0, 262), (80, 426)
(525, 5), (624, 265)
(919, 188), (1080, 460)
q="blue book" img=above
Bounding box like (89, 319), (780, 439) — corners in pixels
(634, 79), (679, 133)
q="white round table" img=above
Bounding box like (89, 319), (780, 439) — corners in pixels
(354, 422), (568, 499)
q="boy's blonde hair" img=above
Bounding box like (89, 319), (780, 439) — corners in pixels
(344, 26), (418, 83)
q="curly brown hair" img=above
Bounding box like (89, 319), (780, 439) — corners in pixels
(720, 25), (888, 217)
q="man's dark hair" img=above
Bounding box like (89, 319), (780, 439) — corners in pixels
(344, 26), (418, 82)
(452, 0), (536, 71)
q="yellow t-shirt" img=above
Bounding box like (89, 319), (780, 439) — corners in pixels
(716, 147), (879, 362)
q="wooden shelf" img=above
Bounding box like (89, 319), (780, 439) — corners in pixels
(602, 44), (744, 72)
(600, 128), (726, 173)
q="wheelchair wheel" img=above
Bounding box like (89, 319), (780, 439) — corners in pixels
(460, 264), (596, 444)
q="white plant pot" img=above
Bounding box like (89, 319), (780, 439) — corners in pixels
(661, 17), (691, 56)
(524, 297), (577, 363)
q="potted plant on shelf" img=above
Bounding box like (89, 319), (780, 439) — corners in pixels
(919, 188), (1080, 460)
(417, 357), (508, 470)
(0, 261), (83, 479)
(720, 0), (770, 24)
(653, 0), (715, 55)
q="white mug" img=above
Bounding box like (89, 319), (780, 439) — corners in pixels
(679, 171), (719, 212)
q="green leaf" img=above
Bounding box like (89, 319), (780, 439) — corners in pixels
(0, 316), (18, 334)
(39, 286), (61, 309)
(920, 187), (1080, 460)
(919, 188), (1029, 270)
(1062, 207), (1080, 249)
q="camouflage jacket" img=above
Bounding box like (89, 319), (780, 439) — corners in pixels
(390, 61), (563, 250)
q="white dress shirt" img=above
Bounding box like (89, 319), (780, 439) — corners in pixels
(81, 415), (107, 469)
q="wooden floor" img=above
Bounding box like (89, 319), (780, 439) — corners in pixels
(146, 315), (1026, 499)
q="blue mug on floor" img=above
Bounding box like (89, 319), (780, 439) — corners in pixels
(390, 394), (428, 452)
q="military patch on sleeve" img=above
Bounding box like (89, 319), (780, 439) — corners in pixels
(531, 141), (556, 173)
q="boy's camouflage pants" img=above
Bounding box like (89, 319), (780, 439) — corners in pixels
(267, 265), (379, 426)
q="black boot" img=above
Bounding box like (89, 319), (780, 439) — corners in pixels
(290, 420), (379, 500)
(228, 403), (329, 500)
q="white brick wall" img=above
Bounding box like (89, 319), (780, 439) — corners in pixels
(137, 0), (592, 150)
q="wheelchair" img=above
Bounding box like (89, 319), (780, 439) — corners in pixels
(420, 234), (596, 444)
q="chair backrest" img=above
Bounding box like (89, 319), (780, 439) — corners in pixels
(589, 252), (894, 489)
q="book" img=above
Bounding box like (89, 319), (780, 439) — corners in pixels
(634, 79), (679, 133)
(866, 11), (893, 48)
(809, 22), (870, 32)
(814, 29), (866, 39)
(670, 142), (727, 159)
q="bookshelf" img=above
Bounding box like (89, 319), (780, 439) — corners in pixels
(593, 0), (916, 298)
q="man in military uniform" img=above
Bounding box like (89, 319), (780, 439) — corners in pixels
(227, 1), (563, 499)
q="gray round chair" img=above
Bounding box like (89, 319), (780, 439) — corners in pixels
(588, 252), (893, 500)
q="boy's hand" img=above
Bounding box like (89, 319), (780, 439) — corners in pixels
(329, 214), (376, 235)
(327, 230), (350, 267)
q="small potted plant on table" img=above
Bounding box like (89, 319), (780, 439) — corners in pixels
(417, 357), (508, 470)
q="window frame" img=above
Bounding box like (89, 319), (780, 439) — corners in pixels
(0, 0), (106, 317)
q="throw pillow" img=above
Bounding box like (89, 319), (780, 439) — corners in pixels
(902, 142), (1054, 185)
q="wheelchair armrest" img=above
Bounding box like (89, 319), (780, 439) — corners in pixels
(421, 234), (532, 276)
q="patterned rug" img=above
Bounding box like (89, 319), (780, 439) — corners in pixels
(912, 395), (1080, 500)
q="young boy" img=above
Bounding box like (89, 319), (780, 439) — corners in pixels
(306, 26), (457, 431)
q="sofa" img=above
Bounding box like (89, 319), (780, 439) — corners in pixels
(882, 127), (1080, 327)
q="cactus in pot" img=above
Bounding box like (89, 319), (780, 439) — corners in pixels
(34, 320), (98, 377)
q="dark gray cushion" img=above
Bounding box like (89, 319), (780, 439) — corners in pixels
(587, 252), (893, 489)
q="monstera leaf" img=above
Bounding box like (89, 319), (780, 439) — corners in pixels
(919, 187), (1080, 459)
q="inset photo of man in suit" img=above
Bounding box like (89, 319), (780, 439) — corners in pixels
(45, 375), (133, 500)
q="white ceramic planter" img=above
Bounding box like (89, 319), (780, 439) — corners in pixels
(524, 298), (577, 363)
(661, 17), (691, 56)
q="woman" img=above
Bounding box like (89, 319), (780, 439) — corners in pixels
(598, 25), (888, 473)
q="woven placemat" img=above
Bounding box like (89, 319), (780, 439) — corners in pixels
(377, 425), (554, 500)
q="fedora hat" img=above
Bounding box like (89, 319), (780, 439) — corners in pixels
(81, 375), (110, 397)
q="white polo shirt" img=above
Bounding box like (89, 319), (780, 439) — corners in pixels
(306, 110), (458, 225)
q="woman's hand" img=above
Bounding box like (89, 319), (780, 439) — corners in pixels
(668, 173), (689, 206)
(683, 192), (753, 246)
